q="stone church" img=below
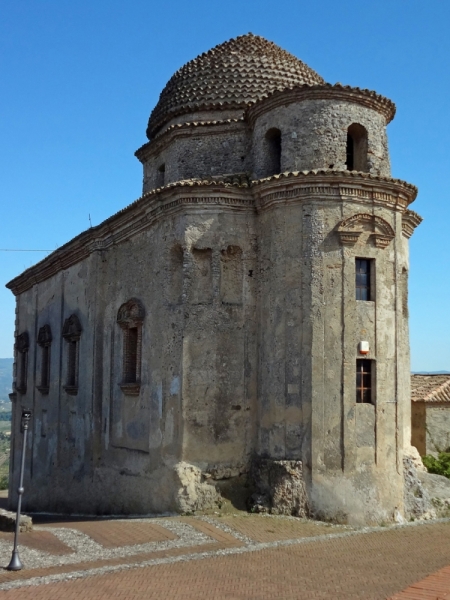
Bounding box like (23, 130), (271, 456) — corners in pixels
(7, 34), (422, 524)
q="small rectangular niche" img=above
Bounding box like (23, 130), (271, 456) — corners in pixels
(190, 248), (212, 304)
(220, 245), (243, 304)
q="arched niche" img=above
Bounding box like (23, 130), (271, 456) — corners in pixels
(117, 299), (145, 396)
(264, 128), (282, 176)
(346, 123), (368, 172)
(62, 315), (82, 395)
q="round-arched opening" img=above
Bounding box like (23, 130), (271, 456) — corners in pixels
(156, 163), (165, 188)
(346, 123), (368, 172)
(265, 128), (282, 176)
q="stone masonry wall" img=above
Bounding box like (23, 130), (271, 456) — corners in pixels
(252, 99), (391, 178)
(142, 124), (252, 193)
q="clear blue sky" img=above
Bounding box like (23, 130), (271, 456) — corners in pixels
(1, 0), (449, 371)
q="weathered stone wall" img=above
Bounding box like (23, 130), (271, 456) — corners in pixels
(180, 210), (257, 476)
(425, 403), (450, 454)
(8, 71), (418, 524)
(252, 99), (391, 178)
(249, 458), (309, 517)
(255, 175), (410, 524)
(9, 196), (258, 515)
(141, 122), (252, 194)
(412, 402), (426, 455)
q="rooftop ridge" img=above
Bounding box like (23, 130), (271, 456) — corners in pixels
(411, 374), (450, 403)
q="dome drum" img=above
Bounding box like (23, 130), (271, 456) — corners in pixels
(251, 97), (391, 179)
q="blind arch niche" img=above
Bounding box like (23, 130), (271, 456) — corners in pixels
(117, 298), (145, 396)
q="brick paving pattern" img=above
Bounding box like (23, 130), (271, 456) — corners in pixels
(0, 514), (448, 598)
(216, 514), (351, 542)
(0, 530), (73, 555)
(40, 520), (177, 548)
(389, 565), (450, 599)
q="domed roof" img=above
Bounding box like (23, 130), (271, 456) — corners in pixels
(147, 33), (324, 139)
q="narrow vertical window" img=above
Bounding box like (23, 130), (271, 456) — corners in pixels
(356, 360), (373, 404)
(265, 128), (282, 176)
(62, 315), (82, 395)
(117, 299), (145, 396)
(356, 259), (371, 301)
(15, 332), (29, 394)
(125, 327), (138, 383)
(346, 124), (368, 172)
(156, 163), (165, 188)
(37, 324), (52, 394)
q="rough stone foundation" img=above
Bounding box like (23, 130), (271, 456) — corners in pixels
(249, 458), (309, 517)
(0, 509), (32, 533)
(403, 447), (450, 520)
(173, 462), (222, 513)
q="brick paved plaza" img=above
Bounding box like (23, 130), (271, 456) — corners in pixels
(0, 509), (449, 599)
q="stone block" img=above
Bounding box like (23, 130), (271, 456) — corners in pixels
(0, 509), (32, 532)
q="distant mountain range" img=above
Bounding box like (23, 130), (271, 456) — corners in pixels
(0, 359), (13, 402)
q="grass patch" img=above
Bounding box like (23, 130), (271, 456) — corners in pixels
(422, 452), (450, 478)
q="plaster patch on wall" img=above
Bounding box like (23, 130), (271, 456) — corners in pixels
(170, 376), (180, 395)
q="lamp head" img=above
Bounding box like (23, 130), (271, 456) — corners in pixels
(21, 409), (31, 429)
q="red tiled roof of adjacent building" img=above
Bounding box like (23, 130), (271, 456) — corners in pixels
(411, 374), (450, 403)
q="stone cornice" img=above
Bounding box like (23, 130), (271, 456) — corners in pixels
(6, 181), (254, 296)
(135, 118), (248, 163)
(402, 209), (423, 238)
(252, 170), (417, 212)
(6, 171), (417, 296)
(246, 83), (396, 126)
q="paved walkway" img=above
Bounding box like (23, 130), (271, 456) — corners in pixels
(0, 512), (449, 598)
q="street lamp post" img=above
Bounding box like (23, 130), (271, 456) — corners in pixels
(7, 408), (32, 571)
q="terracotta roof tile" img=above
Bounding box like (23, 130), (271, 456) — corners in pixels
(411, 374), (450, 403)
(147, 33), (324, 138)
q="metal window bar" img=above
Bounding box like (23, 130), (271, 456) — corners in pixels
(356, 259), (371, 301)
(356, 360), (372, 403)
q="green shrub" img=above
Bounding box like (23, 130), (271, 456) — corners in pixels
(0, 475), (8, 490)
(422, 452), (450, 478)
